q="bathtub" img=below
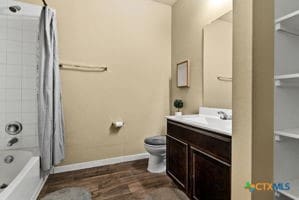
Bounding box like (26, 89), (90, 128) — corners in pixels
(0, 150), (44, 200)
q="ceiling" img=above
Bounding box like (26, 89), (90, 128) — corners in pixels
(153, 0), (178, 6)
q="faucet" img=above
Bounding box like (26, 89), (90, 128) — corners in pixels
(7, 137), (18, 147)
(217, 111), (232, 120)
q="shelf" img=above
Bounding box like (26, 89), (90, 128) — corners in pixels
(276, 10), (299, 35)
(277, 179), (299, 200)
(275, 73), (299, 86)
(275, 128), (299, 140)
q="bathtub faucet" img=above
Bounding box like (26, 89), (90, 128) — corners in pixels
(7, 137), (18, 147)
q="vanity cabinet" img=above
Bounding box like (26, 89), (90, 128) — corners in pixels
(166, 120), (231, 200)
(166, 135), (189, 189)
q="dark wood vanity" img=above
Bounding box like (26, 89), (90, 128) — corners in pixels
(166, 119), (232, 200)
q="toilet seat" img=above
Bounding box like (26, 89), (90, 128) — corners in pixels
(144, 135), (166, 146)
(144, 143), (165, 149)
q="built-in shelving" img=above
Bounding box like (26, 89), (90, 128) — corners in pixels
(275, 4), (299, 200)
(275, 73), (299, 86)
(276, 10), (299, 35)
(275, 128), (299, 140)
(277, 179), (299, 200)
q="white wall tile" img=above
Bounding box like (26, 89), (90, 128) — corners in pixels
(22, 113), (37, 124)
(0, 141), (4, 149)
(6, 65), (22, 77)
(6, 40), (22, 53)
(0, 52), (6, 64)
(0, 29), (6, 40)
(6, 77), (21, 88)
(0, 89), (5, 100)
(23, 19), (39, 31)
(0, 40), (6, 52)
(23, 30), (37, 42)
(22, 66), (36, 77)
(22, 100), (37, 112)
(7, 18), (22, 30)
(0, 101), (4, 112)
(7, 28), (22, 41)
(23, 54), (36, 65)
(20, 135), (39, 148)
(22, 89), (36, 100)
(23, 42), (37, 54)
(5, 113), (21, 122)
(0, 112), (4, 124)
(1, 15), (39, 151)
(0, 124), (4, 138)
(0, 77), (5, 88)
(7, 52), (21, 65)
(22, 77), (36, 89)
(0, 0), (8, 6)
(0, 16), (7, 27)
(6, 89), (21, 100)
(5, 100), (21, 113)
(0, 64), (5, 75)
(22, 123), (36, 136)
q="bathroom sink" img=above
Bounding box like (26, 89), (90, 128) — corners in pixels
(166, 114), (232, 136)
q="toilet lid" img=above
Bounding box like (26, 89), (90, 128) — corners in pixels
(144, 135), (166, 145)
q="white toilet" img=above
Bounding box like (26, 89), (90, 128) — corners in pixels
(144, 135), (166, 173)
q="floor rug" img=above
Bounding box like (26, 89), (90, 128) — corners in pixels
(144, 187), (189, 200)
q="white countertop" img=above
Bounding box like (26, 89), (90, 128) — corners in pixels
(166, 114), (232, 136)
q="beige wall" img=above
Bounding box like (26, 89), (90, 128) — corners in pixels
(171, 0), (232, 114)
(203, 19), (232, 108)
(232, 0), (274, 199)
(20, 2), (275, 199)
(22, 0), (171, 165)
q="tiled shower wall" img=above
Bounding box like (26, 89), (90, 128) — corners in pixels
(0, 13), (39, 151)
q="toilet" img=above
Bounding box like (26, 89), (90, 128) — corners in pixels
(144, 135), (166, 173)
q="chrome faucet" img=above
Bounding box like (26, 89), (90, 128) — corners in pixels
(7, 137), (18, 147)
(217, 111), (232, 120)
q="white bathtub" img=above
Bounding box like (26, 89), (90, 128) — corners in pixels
(0, 150), (44, 200)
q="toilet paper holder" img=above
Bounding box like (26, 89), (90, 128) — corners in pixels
(112, 121), (124, 128)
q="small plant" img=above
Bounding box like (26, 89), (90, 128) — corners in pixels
(173, 99), (184, 112)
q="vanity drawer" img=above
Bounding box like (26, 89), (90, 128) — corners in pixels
(167, 120), (231, 163)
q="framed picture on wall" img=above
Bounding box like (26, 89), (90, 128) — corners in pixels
(177, 60), (190, 88)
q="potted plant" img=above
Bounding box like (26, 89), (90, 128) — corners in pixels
(173, 99), (184, 116)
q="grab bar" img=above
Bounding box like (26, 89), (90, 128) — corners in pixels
(59, 63), (107, 72)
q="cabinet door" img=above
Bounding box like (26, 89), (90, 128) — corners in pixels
(166, 135), (188, 191)
(191, 147), (231, 200)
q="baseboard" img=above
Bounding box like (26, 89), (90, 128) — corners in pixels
(31, 175), (48, 200)
(53, 153), (149, 174)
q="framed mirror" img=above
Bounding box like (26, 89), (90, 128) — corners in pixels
(177, 60), (190, 88)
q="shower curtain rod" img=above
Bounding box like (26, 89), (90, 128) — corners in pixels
(42, 0), (47, 6)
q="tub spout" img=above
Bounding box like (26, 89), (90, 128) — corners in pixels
(7, 137), (18, 147)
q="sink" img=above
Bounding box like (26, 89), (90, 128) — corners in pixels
(166, 114), (232, 136)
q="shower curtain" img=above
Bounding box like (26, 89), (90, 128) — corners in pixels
(38, 7), (65, 174)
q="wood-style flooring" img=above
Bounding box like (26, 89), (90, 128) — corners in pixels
(38, 159), (177, 200)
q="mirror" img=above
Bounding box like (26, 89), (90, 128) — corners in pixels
(203, 11), (232, 108)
